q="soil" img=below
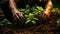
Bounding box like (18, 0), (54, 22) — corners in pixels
(0, 13), (60, 34)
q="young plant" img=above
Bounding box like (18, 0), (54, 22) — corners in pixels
(18, 4), (42, 24)
(0, 19), (12, 27)
(57, 19), (60, 27)
(51, 8), (60, 17)
(25, 13), (38, 24)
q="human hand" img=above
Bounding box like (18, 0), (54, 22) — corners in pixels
(12, 10), (24, 22)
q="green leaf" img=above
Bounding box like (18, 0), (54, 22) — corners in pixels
(37, 6), (44, 11)
(26, 4), (29, 8)
(33, 11), (39, 16)
(25, 20), (31, 24)
(34, 18), (38, 21)
(27, 18), (30, 20)
(0, 24), (3, 26)
(25, 9), (30, 14)
(25, 15), (28, 17)
(32, 20), (36, 24)
(4, 19), (8, 21)
(20, 9), (25, 12)
(7, 22), (12, 25)
(2, 21), (5, 23)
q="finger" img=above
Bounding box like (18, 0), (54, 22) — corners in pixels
(16, 16), (23, 23)
(17, 13), (24, 21)
(15, 14), (23, 23)
(15, 14), (20, 20)
(13, 15), (17, 20)
(16, 14), (19, 19)
(20, 12), (24, 17)
(16, 14), (23, 23)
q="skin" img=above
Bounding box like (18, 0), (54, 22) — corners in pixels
(9, 0), (53, 20)
(44, 0), (53, 17)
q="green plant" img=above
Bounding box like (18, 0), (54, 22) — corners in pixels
(25, 13), (38, 24)
(0, 4), (60, 26)
(51, 8), (60, 17)
(18, 4), (45, 24)
(0, 19), (12, 27)
(18, 4), (60, 25)
(57, 19), (60, 27)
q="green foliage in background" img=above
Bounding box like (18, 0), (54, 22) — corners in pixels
(51, 8), (60, 27)
(51, 8), (60, 17)
(57, 19), (60, 27)
(0, 19), (12, 27)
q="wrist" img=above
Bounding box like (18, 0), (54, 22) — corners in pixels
(44, 10), (50, 14)
(11, 8), (18, 11)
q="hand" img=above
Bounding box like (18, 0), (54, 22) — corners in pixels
(12, 10), (24, 22)
(44, 11), (50, 17)
(39, 11), (50, 20)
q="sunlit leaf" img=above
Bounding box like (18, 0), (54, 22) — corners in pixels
(34, 18), (38, 20)
(25, 20), (31, 24)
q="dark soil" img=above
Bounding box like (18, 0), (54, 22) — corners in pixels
(0, 13), (60, 34)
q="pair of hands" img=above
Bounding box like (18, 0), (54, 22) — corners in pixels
(12, 9), (50, 21)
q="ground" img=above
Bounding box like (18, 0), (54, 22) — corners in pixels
(0, 12), (60, 34)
